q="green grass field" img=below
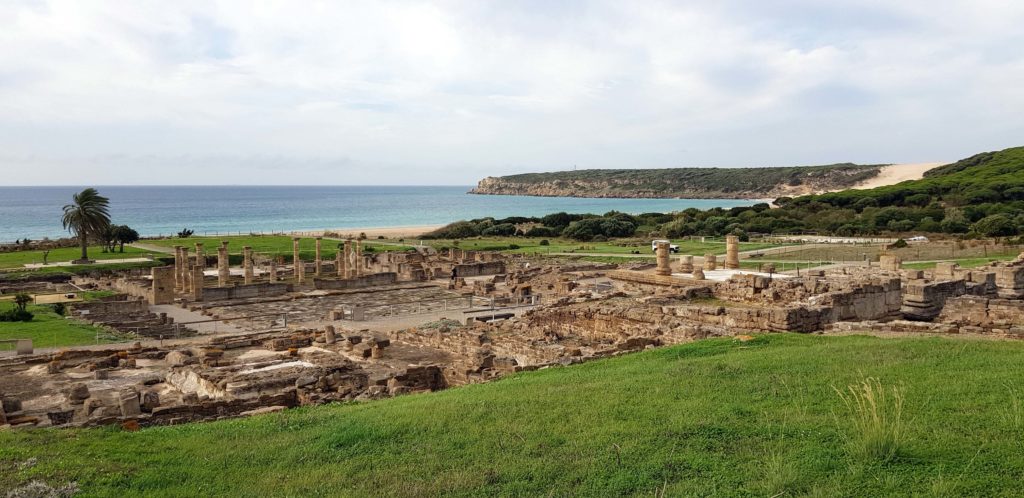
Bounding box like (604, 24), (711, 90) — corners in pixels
(417, 237), (787, 257)
(0, 301), (127, 349)
(901, 254), (1019, 270)
(0, 246), (151, 269)
(3, 334), (1024, 496)
(142, 235), (413, 260)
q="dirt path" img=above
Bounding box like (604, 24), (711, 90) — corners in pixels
(131, 242), (176, 254)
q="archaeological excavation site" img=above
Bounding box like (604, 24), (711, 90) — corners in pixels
(3, 236), (1024, 430)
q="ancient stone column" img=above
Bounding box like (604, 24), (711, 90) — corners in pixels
(243, 246), (254, 284)
(324, 325), (336, 345)
(293, 237), (304, 283)
(679, 255), (694, 273)
(336, 247), (344, 278)
(269, 260), (278, 283)
(725, 235), (740, 270)
(151, 266), (175, 305)
(191, 266), (204, 301)
(655, 241), (672, 276)
(194, 243), (205, 269)
(355, 240), (363, 277)
(173, 246), (183, 292)
(180, 247), (190, 293)
(218, 241), (230, 287)
(704, 253), (717, 271)
(879, 254), (902, 272)
(315, 237), (323, 277)
(692, 267), (706, 280)
(343, 240), (353, 278)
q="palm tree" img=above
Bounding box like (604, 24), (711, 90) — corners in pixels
(61, 188), (111, 262)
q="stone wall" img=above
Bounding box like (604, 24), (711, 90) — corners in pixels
(453, 261), (506, 278)
(938, 296), (1024, 332)
(203, 282), (291, 301)
(313, 273), (399, 290)
(901, 279), (967, 321)
(70, 299), (149, 316)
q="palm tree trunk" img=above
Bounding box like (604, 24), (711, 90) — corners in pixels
(80, 233), (88, 261)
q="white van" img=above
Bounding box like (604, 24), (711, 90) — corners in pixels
(651, 240), (680, 253)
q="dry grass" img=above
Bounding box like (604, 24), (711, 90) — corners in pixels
(834, 377), (907, 463)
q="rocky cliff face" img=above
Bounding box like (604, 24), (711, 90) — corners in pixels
(470, 165), (884, 199)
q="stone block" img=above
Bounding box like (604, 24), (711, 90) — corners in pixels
(119, 389), (141, 417)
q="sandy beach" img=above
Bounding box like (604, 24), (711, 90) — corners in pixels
(851, 162), (945, 190)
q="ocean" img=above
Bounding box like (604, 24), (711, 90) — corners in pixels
(0, 186), (756, 242)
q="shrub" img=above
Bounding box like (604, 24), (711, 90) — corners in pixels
(973, 214), (1018, 237)
(833, 377), (907, 463)
(0, 309), (33, 322)
(890, 238), (908, 249)
(508, 244), (520, 250)
(481, 223), (517, 237)
(176, 228), (194, 238)
(50, 302), (67, 316)
(14, 292), (31, 312)
(524, 226), (558, 237)
(424, 221), (479, 239)
(539, 239), (550, 246)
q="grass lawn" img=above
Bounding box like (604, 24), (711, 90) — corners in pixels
(0, 261), (164, 280)
(0, 246), (151, 269)
(773, 242), (1023, 264)
(142, 235), (413, 260)
(416, 236), (788, 257)
(0, 302), (127, 349)
(3, 334), (1024, 496)
(902, 254), (1019, 270)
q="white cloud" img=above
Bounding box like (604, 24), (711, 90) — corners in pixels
(0, 0), (1022, 184)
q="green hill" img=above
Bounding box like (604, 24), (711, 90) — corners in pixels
(810, 146), (1024, 209)
(3, 334), (1024, 496)
(471, 163), (885, 199)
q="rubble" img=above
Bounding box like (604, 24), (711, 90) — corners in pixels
(5, 243), (1024, 431)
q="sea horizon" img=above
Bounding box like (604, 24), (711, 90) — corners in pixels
(0, 185), (757, 242)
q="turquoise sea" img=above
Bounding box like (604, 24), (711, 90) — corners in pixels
(0, 186), (756, 242)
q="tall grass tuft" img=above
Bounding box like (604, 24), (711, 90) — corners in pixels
(833, 377), (907, 463)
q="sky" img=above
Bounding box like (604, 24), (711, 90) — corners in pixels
(1, 0), (1023, 186)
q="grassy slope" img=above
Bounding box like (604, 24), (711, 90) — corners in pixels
(0, 246), (150, 269)
(481, 163), (884, 196)
(3, 334), (1024, 496)
(0, 302), (124, 349)
(901, 254), (1019, 270)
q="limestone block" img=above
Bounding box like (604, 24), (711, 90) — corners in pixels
(678, 255), (694, 273)
(703, 254), (717, 271)
(141, 391), (160, 413)
(119, 389), (142, 417)
(66, 383), (90, 404)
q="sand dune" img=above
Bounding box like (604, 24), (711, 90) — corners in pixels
(851, 162), (945, 190)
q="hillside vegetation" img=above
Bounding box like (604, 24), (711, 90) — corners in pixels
(471, 163), (884, 199)
(2, 334), (1024, 496)
(430, 146), (1024, 241)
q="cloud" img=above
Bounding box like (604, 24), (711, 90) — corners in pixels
(0, 0), (1022, 185)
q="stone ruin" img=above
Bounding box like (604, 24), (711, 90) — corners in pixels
(8, 240), (1024, 431)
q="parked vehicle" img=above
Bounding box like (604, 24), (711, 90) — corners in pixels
(651, 239), (680, 253)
